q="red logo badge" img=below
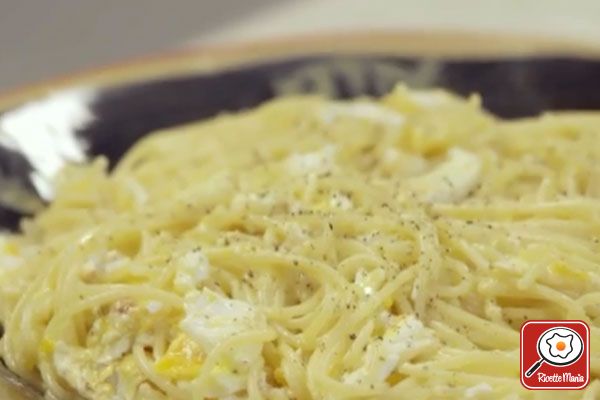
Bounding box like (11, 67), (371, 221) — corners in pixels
(520, 320), (589, 390)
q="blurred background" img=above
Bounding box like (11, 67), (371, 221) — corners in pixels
(2, 0), (600, 92)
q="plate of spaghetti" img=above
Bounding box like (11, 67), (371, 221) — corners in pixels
(0, 33), (599, 399)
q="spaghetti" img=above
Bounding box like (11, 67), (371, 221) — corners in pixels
(0, 86), (599, 399)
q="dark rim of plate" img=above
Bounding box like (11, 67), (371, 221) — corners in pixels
(2, 54), (600, 232)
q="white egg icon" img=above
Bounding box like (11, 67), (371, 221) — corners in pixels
(546, 332), (574, 359)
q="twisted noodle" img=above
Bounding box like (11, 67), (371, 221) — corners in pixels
(0, 86), (599, 399)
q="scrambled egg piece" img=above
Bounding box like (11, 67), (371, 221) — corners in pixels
(53, 345), (146, 400)
(285, 145), (338, 176)
(180, 288), (267, 397)
(155, 333), (203, 380)
(173, 248), (211, 293)
(319, 101), (406, 127)
(403, 148), (481, 203)
(80, 250), (131, 283)
(343, 315), (439, 384)
(0, 236), (22, 271)
(51, 302), (149, 399)
(53, 342), (115, 399)
(86, 302), (140, 363)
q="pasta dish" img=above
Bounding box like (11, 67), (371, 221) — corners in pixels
(0, 86), (598, 399)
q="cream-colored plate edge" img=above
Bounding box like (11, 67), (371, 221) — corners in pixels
(1, 30), (600, 111)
